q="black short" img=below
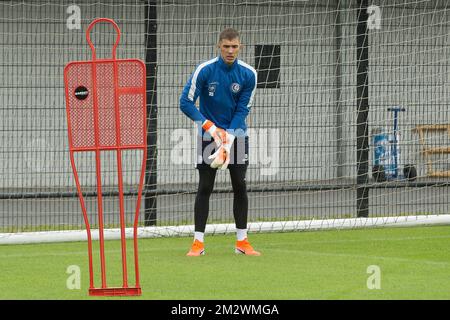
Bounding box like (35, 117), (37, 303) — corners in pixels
(196, 135), (249, 170)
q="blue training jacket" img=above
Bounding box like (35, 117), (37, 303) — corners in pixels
(180, 55), (257, 135)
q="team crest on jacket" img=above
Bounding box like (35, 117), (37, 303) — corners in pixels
(231, 83), (241, 93)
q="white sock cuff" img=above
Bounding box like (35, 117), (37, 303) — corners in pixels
(236, 228), (247, 241)
(194, 231), (204, 243)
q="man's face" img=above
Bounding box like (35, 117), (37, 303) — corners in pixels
(218, 38), (241, 65)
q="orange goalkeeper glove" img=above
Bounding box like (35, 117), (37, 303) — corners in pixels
(208, 131), (235, 170)
(202, 120), (226, 147)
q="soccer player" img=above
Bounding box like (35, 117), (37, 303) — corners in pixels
(179, 28), (260, 256)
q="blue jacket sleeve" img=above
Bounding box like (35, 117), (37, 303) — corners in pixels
(228, 71), (257, 131)
(179, 66), (207, 124)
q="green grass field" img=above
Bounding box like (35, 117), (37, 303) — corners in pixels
(1, 225), (450, 300)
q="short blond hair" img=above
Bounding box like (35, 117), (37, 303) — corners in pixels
(219, 28), (240, 42)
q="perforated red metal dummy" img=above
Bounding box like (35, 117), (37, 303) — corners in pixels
(64, 18), (146, 296)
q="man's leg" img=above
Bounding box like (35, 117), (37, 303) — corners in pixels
(194, 166), (217, 235)
(229, 165), (260, 256)
(229, 165), (248, 234)
(187, 166), (217, 256)
(187, 132), (218, 256)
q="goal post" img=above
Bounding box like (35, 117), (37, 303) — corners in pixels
(2, 214), (450, 245)
(1, 0), (450, 244)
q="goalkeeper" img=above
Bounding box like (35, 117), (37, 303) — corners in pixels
(180, 28), (260, 256)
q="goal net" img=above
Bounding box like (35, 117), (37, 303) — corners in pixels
(1, 0), (450, 244)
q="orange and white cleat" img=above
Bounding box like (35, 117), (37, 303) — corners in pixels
(235, 238), (261, 256)
(186, 239), (205, 256)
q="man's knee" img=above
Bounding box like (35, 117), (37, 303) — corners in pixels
(197, 169), (216, 196)
(232, 178), (247, 195)
(198, 183), (214, 196)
